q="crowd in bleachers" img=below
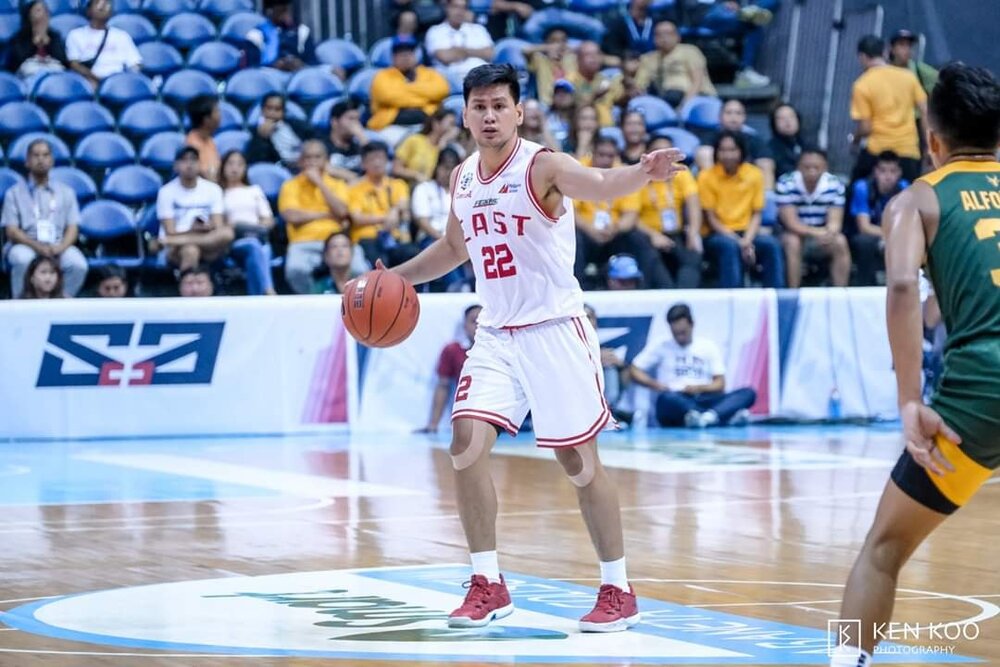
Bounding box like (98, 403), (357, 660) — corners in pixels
(0, 0), (933, 298)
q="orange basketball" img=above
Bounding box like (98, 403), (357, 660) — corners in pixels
(340, 270), (420, 348)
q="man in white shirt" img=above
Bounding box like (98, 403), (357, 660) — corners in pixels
(66, 0), (142, 85)
(425, 0), (494, 81)
(156, 146), (233, 274)
(630, 303), (756, 427)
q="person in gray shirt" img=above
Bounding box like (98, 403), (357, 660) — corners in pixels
(2, 139), (88, 297)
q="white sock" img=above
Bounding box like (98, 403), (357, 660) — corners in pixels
(599, 557), (629, 591)
(830, 645), (872, 667)
(469, 550), (501, 583)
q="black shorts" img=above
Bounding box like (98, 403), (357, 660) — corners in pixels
(891, 435), (995, 515)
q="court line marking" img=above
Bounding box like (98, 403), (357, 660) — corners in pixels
(0, 649), (281, 657)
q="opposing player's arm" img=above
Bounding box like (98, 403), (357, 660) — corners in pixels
(533, 149), (685, 203)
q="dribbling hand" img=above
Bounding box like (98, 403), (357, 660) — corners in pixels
(901, 401), (960, 476)
(640, 148), (686, 181)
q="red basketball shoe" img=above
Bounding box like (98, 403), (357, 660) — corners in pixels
(579, 583), (640, 632)
(447, 574), (514, 627)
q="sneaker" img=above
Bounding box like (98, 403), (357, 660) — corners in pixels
(579, 583), (640, 632)
(448, 574), (514, 628)
(684, 410), (702, 428)
(738, 5), (773, 26)
(736, 67), (771, 87)
(728, 408), (751, 426)
(699, 410), (720, 428)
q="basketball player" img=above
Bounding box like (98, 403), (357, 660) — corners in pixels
(830, 62), (1000, 666)
(385, 64), (685, 632)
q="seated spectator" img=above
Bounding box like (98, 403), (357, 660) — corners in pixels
(849, 150), (908, 286)
(347, 142), (416, 267)
(246, 94), (313, 171)
(368, 36), (450, 147)
(776, 147), (849, 288)
(178, 265), (214, 297)
(568, 41), (624, 128)
(94, 263), (128, 297)
(393, 108), (459, 184)
(388, 0), (444, 40)
(392, 9), (419, 41)
(2, 139), (87, 298)
(889, 29), (938, 99)
(696, 99), (775, 188)
(584, 304), (633, 426)
(157, 146), (232, 273)
(425, 0), (495, 81)
(313, 231), (360, 294)
(7, 0), (69, 78)
(602, 0), (662, 63)
(523, 27), (576, 107)
(482, 0), (540, 40)
(637, 135), (703, 288)
(619, 110), (648, 165)
(66, 0), (141, 86)
(185, 96), (222, 181)
(545, 79), (577, 146)
(219, 150), (276, 296)
(324, 99), (370, 182)
(415, 304), (481, 434)
(606, 253), (642, 290)
(574, 136), (671, 289)
(246, 0), (316, 72)
(563, 104), (600, 159)
(19, 255), (64, 299)
(697, 1), (777, 87)
(768, 103), (805, 180)
(278, 139), (352, 294)
(636, 20), (716, 109)
(411, 147), (460, 245)
(630, 303), (756, 427)
(698, 130), (784, 288)
(519, 99), (560, 151)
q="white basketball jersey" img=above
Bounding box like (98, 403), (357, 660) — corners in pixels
(451, 138), (584, 328)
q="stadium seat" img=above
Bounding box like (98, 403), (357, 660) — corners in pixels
(141, 0), (197, 23)
(119, 100), (181, 143)
(8, 133), (72, 169)
(520, 8), (605, 42)
(0, 12), (20, 45)
(285, 67), (344, 109)
(597, 126), (625, 151)
(30, 72), (95, 113)
(160, 12), (217, 52)
(53, 101), (116, 146)
(653, 126), (701, 161)
(50, 13), (88, 42)
(50, 166), (99, 206)
(309, 96), (344, 134)
(113, 0), (143, 12)
(139, 131), (185, 173)
(79, 200), (144, 268)
(245, 99), (306, 126)
(187, 41), (242, 79)
(346, 67), (377, 105)
(197, 0), (254, 23)
(97, 71), (157, 112)
(314, 38), (366, 75)
(493, 38), (529, 69)
(138, 41), (184, 78)
(444, 67), (464, 95)
(108, 13), (158, 45)
(102, 164), (163, 205)
(247, 162), (291, 204)
(0, 0), (15, 10)
(367, 37), (424, 69)
(442, 94), (464, 124)
(46, 0), (81, 14)
(259, 66), (291, 89)
(223, 68), (281, 110)
(217, 100), (243, 132)
(161, 69), (217, 110)
(74, 132), (137, 171)
(0, 168), (25, 203)
(568, 0), (617, 14)
(627, 95), (678, 131)
(213, 129), (250, 155)
(0, 71), (26, 106)
(682, 95), (723, 131)
(219, 11), (263, 46)
(0, 102), (50, 143)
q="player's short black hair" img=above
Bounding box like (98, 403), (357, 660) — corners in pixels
(187, 95), (218, 129)
(360, 141), (390, 159)
(713, 129), (747, 163)
(799, 145), (828, 162)
(857, 35), (885, 58)
(667, 303), (693, 325)
(928, 62), (1000, 151)
(463, 63), (520, 104)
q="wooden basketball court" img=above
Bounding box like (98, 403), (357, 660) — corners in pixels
(1, 426), (996, 665)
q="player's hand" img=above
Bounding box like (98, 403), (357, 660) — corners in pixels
(640, 148), (686, 181)
(901, 401), (960, 476)
(374, 259), (387, 271)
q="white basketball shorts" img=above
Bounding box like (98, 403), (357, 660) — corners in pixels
(450, 316), (615, 447)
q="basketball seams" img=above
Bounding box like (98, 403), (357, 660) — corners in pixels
(365, 271), (384, 341)
(372, 274), (408, 346)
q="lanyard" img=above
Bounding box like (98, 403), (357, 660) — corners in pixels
(648, 182), (675, 210)
(29, 183), (57, 221)
(626, 15), (653, 45)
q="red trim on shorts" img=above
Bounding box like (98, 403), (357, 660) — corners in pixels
(477, 138), (521, 184)
(536, 409), (612, 448)
(452, 409), (519, 436)
(525, 149), (559, 223)
(499, 316), (558, 332)
(570, 315), (616, 423)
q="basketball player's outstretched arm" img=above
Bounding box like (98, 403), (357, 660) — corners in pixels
(533, 148), (686, 202)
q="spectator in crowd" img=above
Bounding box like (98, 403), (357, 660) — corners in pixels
(184, 96), (222, 181)
(392, 8), (419, 41)
(850, 35), (926, 182)
(411, 147), (460, 246)
(324, 99), (370, 182)
(519, 98), (560, 151)
(94, 263), (128, 297)
(568, 41), (624, 128)
(523, 27), (576, 107)
(768, 103), (805, 181)
(574, 136), (671, 289)
(564, 104), (600, 159)
(602, 0), (661, 63)
(388, 0), (444, 40)
(393, 108), (459, 184)
(545, 79), (577, 146)
(616, 53), (646, 113)
(314, 231), (360, 294)
(631, 303), (756, 427)
(347, 142), (415, 267)
(178, 265), (214, 297)
(697, 0), (777, 87)
(7, 0), (69, 78)
(246, 94), (313, 171)
(219, 150), (276, 296)
(416, 304), (481, 434)
(278, 139), (351, 294)
(157, 146), (231, 274)
(425, 0), (495, 80)
(619, 110), (649, 165)
(246, 0), (316, 72)
(889, 29), (938, 98)
(635, 20), (716, 109)
(67, 0), (142, 86)
(19, 255), (64, 299)
(368, 36), (450, 147)
(696, 98), (775, 187)
(2, 139), (87, 298)
(584, 304), (633, 426)
(606, 253), (643, 290)
(481, 0), (543, 40)
(637, 135), (703, 288)
(849, 150), (908, 286)
(698, 130), (784, 288)
(776, 147), (849, 288)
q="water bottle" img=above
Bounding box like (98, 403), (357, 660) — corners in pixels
(828, 387), (842, 421)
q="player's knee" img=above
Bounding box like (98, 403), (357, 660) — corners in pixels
(555, 444), (597, 487)
(863, 530), (910, 575)
(450, 419), (485, 470)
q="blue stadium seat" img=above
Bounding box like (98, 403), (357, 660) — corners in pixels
(161, 69), (217, 110)
(139, 131), (184, 172)
(197, 0), (253, 23)
(247, 162), (291, 204)
(46, 0), (81, 14)
(160, 12), (217, 51)
(219, 11), (263, 46)
(138, 204), (159, 238)
(314, 38), (366, 75)
(627, 95), (678, 131)
(259, 66), (291, 89)
(98, 71), (157, 112)
(309, 96), (344, 134)
(213, 129), (249, 155)
(442, 94), (464, 123)
(493, 38), (528, 69)
(79, 200), (144, 268)
(653, 127), (701, 161)
(0, 12), (20, 45)
(113, 0), (143, 12)
(346, 67), (377, 105)
(568, 0), (617, 14)
(108, 13), (158, 44)
(74, 131), (137, 170)
(218, 100), (243, 132)
(31, 72), (95, 113)
(138, 41), (184, 78)
(0, 101), (50, 142)
(187, 41), (242, 79)
(102, 164), (162, 205)
(8, 133), (71, 169)
(223, 68), (281, 110)
(368, 37), (424, 69)
(53, 101), (116, 145)
(469, 0), (491, 14)
(245, 99), (306, 126)
(50, 166), (99, 206)
(0, 167), (25, 203)
(682, 95), (722, 131)
(520, 8), (605, 42)
(0, 0), (15, 11)
(50, 13), (88, 42)
(286, 67), (344, 109)
(597, 126), (625, 151)
(119, 100), (180, 142)
(0, 71), (26, 106)
(141, 0), (197, 23)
